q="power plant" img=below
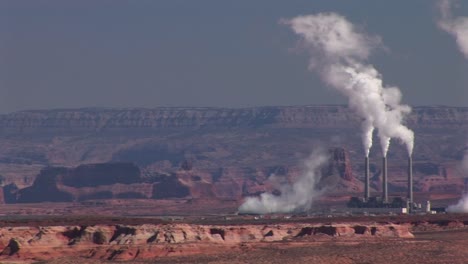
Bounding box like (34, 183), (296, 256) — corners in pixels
(347, 154), (423, 214)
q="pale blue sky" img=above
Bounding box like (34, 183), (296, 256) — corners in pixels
(0, 0), (467, 113)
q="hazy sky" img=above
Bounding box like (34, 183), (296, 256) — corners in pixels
(0, 0), (467, 113)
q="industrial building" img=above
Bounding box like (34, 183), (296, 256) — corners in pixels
(347, 154), (429, 214)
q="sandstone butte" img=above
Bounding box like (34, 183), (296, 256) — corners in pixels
(0, 221), (413, 262)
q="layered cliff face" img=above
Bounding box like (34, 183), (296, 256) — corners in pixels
(0, 221), (413, 262)
(8, 163), (191, 203)
(0, 106), (465, 203)
(11, 163), (142, 203)
(0, 106), (466, 133)
(0, 214), (467, 263)
(3, 147), (360, 203)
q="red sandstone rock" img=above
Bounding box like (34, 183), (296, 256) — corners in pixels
(0, 221), (415, 262)
(0, 106), (465, 204)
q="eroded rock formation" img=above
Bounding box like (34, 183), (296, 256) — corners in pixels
(2, 147), (363, 203)
(0, 222), (413, 261)
(0, 106), (465, 203)
(12, 163), (145, 203)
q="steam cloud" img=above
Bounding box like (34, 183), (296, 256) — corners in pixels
(238, 150), (327, 214)
(437, 0), (468, 58)
(447, 191), (468, 213)
(438, 0), (468, 212)
(447, 148), (468, 213)
(285, 13), (414, 157)
(447, 152), (468, 213)
(447, 198), (468, 213)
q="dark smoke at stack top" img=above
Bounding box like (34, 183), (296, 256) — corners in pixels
(382, 157), (388, 203)
(364, 157), (370, 200)
(408, 156), (413, 204)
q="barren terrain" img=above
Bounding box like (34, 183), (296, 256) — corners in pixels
(0, 106), (465, 263)
(0, 214), (466, 263)
(0, 106), (465, 206)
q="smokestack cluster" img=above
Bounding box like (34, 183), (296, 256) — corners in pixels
(284, 13), (416, 205)
(362, 155), (413, 205)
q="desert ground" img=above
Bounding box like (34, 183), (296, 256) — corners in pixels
(0, 210), (465, 263)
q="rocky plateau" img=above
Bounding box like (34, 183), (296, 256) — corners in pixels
(0, 214), (465, 263)
(0, 105), (465, 206)
(0, 219), (413, 262)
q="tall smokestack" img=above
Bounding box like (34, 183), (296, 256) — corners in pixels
(365, 156), (370, 200)
(382, 157), (388, 203)
(408, 156), (413, 205)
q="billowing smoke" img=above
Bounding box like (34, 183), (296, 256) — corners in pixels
(463, 152), (468, 172)
(238, 150), (327, 214)
(284, 13), (414, 157)
(437, 0), (468, 58)
(447, 191), (468, 213)
(446, 150), (468, 213)
(438, 0), (468, 212)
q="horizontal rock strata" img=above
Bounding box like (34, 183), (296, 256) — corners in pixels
(0, 222), (413, 261)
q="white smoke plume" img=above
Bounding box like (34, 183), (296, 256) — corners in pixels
(446, 150), (468, 213)
(438, 1), (468, 212)
(447, 192), (468, 213)
(437, 0), (468, 58)
(284, 13), (414, 157)
(463, 152), (468, 172)
(238, 150), (327, 214)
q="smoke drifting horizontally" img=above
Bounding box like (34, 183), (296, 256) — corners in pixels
(438, 0), (468, 59)
(285, 13), (414, 157)
(238, 150), (327, 214)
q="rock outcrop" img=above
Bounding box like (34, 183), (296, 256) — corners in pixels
(2, 147), (362, 203)
(0, 222), (413, 262)
(0, 106), (465, 203)
(12, 163), (147, 203)
(318, 148), (363, 193)
(0, 106), (466, 134)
